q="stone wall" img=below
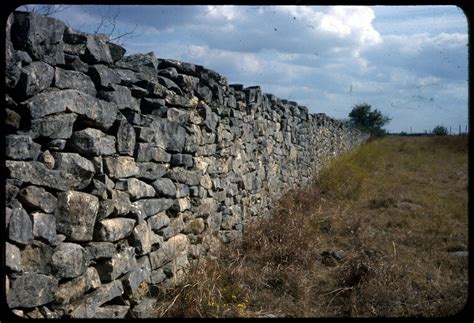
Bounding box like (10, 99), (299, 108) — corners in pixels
(4, 11), (369, 318)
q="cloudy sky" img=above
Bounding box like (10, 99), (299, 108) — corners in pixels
(21, 5), (468, 133)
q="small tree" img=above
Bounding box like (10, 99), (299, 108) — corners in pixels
(432, 125), (448, 136)
(348, 103), (391, 137)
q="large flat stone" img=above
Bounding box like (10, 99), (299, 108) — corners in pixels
(70, 128), (116, 156)
(54, 67), (97, 96)
(104, 156), (139, 178)
(6, 135), (41, 160)
(55, 267), (101, 304)
(95, 218), (136, 242)
(51, 242), (87, 279)
(53, 152), (95, 190)
(30, 113), (77, 139)
(7, 273), (58, 309)
(18, 186), (57, 213)
(95, 247), (137, 282)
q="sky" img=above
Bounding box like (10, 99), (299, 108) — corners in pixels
(19, 5), (469, 133)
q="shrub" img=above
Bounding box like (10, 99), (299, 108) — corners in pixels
(432, 125), (448, 136)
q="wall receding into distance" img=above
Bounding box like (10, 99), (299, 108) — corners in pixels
(4, 11), (369, 318)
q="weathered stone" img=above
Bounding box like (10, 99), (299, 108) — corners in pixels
(85, 242), (116, 261)
(131, 221), (153, 255)
(152, 178), (176, 197)
(67, 280), (124, 318)
(151, 268), (167, 284)
(200, 174), (213, 190)
(126, 178), (156, 200)
(18, 186), (57, 213)
(171, 153), (193, 168)
(123, 51), (159, 69)
(196, 84), (213, 103)
(198, 102), (219, 131)
(147, 212), (170, 232)
(171, 198), (191, 213)
(7, 273), (58, 309)
(6, 108), (21, 132)
(176, 74), (200, 93)
(8, 205), (33, 245)
(121, 265), (151, 296)
(6, 135), (41, 160)
(64, 53), (89, 72)
(149, 117), (187, 152)
(54, 67), (97, 96)
(51, 242), (87, 279)
(82, 34), (113, 64)
(183, 218), (205, 235)
(165, 93), (199, 108)
(46, 139), (67, 151)
(70, 128), (116, 156)
(53, 152), (95, 190)
(98, 84), (139, 111)
(175, 184), (190, 198)
(111, 189), (131, 215)
(11, 11), (65, 65)
(136, 143), (170, 163)
(95, 247), (137, 282)
(88, 64), (120, 88)
(55, 191), (99, 241)
(6, 242), (22, 272)
(30, 113), (77, 139)
(108, 42), (126, 62)
(55, 267), (101, 304)
(167, 168), (202, 186)
(20, 241), (53, 274)
(16, 61), (55, 98)
(130, 298), (157, 318)
(116, 118), (136, 156)
(95, 218), (136, 242)
(32, 213), (57, 243)
(149, 234), (189, 269)
(137, 162), (168, 180)
(197, 198), (218, 218)
(39, 150), (55, 169)
(133, 198), (175, 217)
(94, 305), (129, 318)
(104, 156), (139, 178)
(160, 214), (185, 240)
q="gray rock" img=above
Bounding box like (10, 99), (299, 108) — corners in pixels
(198, 101), (219, 131)
(131, 221), (154, 255)
(18, 186), (57, 213)
(197, 198), (218, 218)
(123, 51), (159, 69)
(70, 128), (116, 156)
(30, 113), (77, 139)
(196, 84), (213, 103)
(17, 61), (55, 98)
(175, 184), (190, 199)
(136, 143), (171, 163)
(55, 191), (99, 241)
(55, 267), (101, 304)
(7, 273), (58, 309)
(152, 178), (176, 197)
(165, 93), (199, 109)
(67, 280), (124, 318)
(176, 74), (200, 93)
(64, 53), (89, 73)
(137, 162), (168, 180)
(6, 242), (22, 272)
(126, 178), (156, 200)
(88, 64), (120, 88)
(133, 198), (175, 217)
(94, 305), (129, 318)
(149, 117), (187, 153)
(39, 150), (55, 169)
(8, 206), (33, 245)
(32, 212), (57, 243)
(157, 75), (182, 94)
(53, 152), (95, 190)
(82, 34), (113, 64)
(171, 153), (193, 168)
(167, 107), (189, 124)
(149, 234), (188, 269)
(171, 198), (191, 213)
(11, 11), (65, 65)
(167, 168), (202, 186)
(108, 42), (126, 62)
(95, 218), (136, 242)
(54, 67), (97, 96)
(183, 218), (205, 235)
(6, 135), (41, 160)
(116, 118), (136, 156)
(85, 242), (116, 261)
(147, 212), (170, 232)
(7, 161), (70, 191)
(150, 268), (167, 284)
(104, 156), (140, 178)
(51, 242), (87, 279)
(121, 265), (151, 296)
(95, 247), (137, 282)
(160, 214), (185, 240)
(98, 84), (139, 111)
(111, 189), (131, 215)
(6, 108), (21, 132)
(130, 297), (157, 318)
(20, 241), (54, 274)
(46, 139), (67, 151)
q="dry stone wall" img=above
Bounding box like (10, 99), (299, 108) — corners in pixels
(4, 11), (369, 318)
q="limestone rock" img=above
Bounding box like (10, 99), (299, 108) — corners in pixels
(18, 186), (57, 213)
(84, 242), (116, 261)
(55, 267), (101, 304)
(32, 212), (57, 243)
(51, 242), (87, 279)
(104, 156), (139, 178)
(95, 247), (137, 282)
(147, 212), (170, 232)
(116, 118), (136, 156)
(54, 67), (97, 96)
(17, 61), (55, 98)
(30, 113), (77, 139)
(94, 305), (129, 318)
(6, 242), (22, 272)
(55, 191), (99, 241)
(6, 135), (41, 160)
(137, 162), (168, 180)
(70, 128), (116, 156)
(95, 218), (136, 242)
(125, 178), (156, 200)
(152, 178), (176, 197)
(133, 198), (175, 217)
(53, 152), (95, 190)
(8, 205), (33, 245)
(7, 273), (58, 308)
(130, 221), (153, 255)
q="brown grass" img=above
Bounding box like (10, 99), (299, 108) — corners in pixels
(154, 135), (469, 317)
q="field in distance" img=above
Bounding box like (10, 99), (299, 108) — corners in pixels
(154, 135), (469, 318)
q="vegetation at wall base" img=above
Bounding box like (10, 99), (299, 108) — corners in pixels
(154, 135), (468, 317)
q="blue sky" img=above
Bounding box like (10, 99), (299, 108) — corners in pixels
(20, 5), (468, 133)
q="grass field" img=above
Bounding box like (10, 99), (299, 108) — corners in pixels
(154, 135), (469, 317)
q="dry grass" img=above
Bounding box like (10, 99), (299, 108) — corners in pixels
(154, 135), (469, 317)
